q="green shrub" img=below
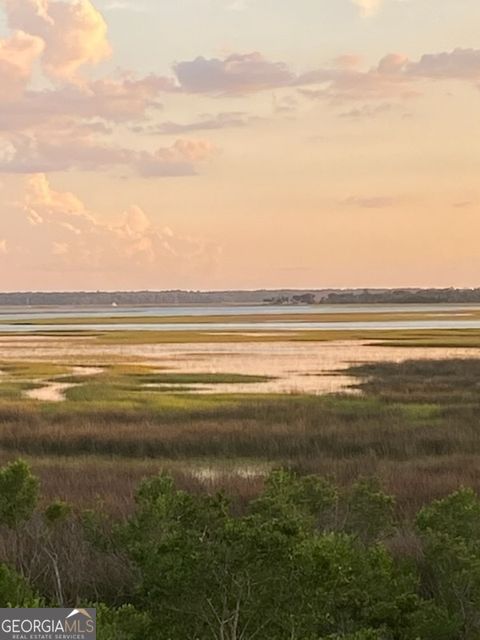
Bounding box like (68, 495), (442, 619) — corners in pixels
(417, 489), (480, 638)
(97, 604), (152, 640)
(0, 459), (39, 528)
(0, 564), (37, 607)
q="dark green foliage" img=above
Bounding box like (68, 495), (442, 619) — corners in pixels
(322, 633), (383, 640)
(44, 500), (72, 526)
(112, 470), (445, 639)
(416, 489), (480, 638)
(0, 564), (38, 607)
(343, 479), (395, 543)
(250, 469), (338, 528)
(96, 605), (152, 640)
(0, 459), (39, 528)
(0, 459), (478, 639)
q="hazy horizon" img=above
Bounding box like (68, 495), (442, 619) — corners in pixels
(0, 0), (479, 290)
(0, 285), (478, 298)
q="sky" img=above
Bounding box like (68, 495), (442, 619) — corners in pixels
(0, 0), (479, 291)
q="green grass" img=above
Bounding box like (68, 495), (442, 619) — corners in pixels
(55, 368), (274, 403)
(0, 361), (72, 378)
(73, 327), (480, 346)
(0, 381), (44, 401)
(58, 371), (273, 385)
(4, 309), (480, 326)
(3, 326), (480, 347)
(396, 403), (442, 422)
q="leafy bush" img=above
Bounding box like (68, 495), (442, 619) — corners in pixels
(114, 470), (443, 639)
(0, 459), (478, 639)
(0, 459), (38, 528)
(0, 563), (38, 607)
(97, 604), (152, 640)
(416, 489), (480, 638)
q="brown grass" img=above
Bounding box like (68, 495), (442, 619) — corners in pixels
(1, 358), (480, 516)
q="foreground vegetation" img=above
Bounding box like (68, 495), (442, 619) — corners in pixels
(2, 460), (480, 639)
(1, 353), (480, 636)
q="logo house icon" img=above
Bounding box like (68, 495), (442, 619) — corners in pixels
(66, 610), (93, 620)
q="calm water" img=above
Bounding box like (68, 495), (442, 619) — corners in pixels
(1, 337), (480, 398)
(1, 304), (480, 333)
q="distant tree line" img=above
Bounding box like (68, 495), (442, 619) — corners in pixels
(0, 290), (328, 307)
(322, 288), (480, 304)
(0, 288), (479, 307)
(0, 288), (480, 307)
(263, 293), (317, 305)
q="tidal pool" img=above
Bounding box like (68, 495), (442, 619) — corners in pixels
(1, 337), (479, 397)
(25, 366), (104, 402)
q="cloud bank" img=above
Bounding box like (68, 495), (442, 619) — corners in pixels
(0, 174), (219, 287)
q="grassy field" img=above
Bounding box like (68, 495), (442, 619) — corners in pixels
(4, 326), (480, 346)
(1, 355), (480, 515)
(4, 308), (480, 326)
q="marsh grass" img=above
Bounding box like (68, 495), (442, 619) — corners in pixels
(58, 371), (273, 386)
(1, 357), (480, 513)
(91, 327), (480, 346)
(5, 309), (480, 326)
(0, 361), (71, 378)
(350, 358), (480, 403)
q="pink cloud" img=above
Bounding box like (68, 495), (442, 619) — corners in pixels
(0, 174), (219, 282)
(333, 54), (364, 70)
(0, 125), (215, 175)
(0, 30), (44, 99)
(3, 0), (112, 81)
(0, 74), (172, 133)
(174, 52), (294, 95)
(344, 195), (399, 208)
(1, 0), (480, 184)
(136, 139), (215, 178)
(339, 102), (397, 119)
(174, 48), (480, 101)
(407, 48), (480, 79)
(151, 111), (252, 135)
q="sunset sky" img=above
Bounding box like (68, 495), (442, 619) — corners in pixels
(0, 0), (479, 291)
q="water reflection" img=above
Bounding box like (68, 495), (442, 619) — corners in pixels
(1, 338), (479, 396)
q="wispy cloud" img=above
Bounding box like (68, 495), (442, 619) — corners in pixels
(140, 112), (255, 135)
(104, 1), (148, 12)
(344, 195), (398, 208)
(0, 174), (220, 285)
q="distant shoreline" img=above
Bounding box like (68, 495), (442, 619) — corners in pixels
(0, 288), (480, 306)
